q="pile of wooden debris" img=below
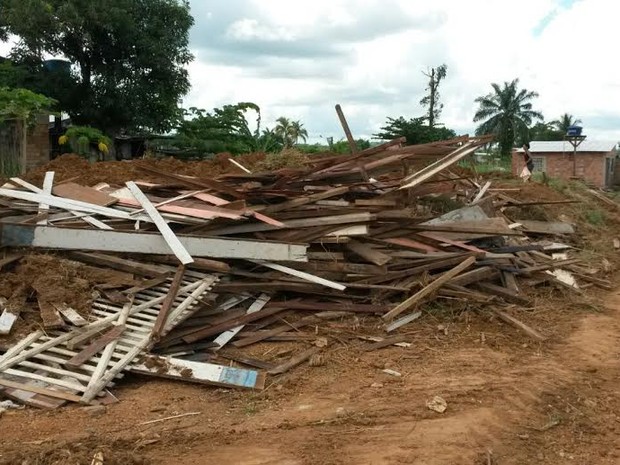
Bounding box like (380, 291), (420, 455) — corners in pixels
(0, 132), (605, 409)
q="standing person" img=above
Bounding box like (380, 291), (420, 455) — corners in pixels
(521, 143), (534, 182)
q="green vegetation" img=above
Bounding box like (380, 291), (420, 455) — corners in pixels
(60, 126), (111, 159)
(1, 0), (194, 135)
(0, 86), (56, 177)
(585, 209), (606, 226)
(374, 116), (456, 145)
(420, 64), (447, 127)
(274, 117), (308, 148)
(473, 79), (543, 157)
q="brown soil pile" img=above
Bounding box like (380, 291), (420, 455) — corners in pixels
(0, 253), (137, 346)
(22, 152), (272, 187)
(0, 438), (150, 465)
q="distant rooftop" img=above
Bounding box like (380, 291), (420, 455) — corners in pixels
(518, 140), (618, 153)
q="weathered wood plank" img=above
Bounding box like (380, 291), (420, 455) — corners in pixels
(0, 224), (308, 262)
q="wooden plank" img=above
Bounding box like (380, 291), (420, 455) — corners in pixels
(138, 166), (245, 200)
(400, 140), (487, 190)
(476, 283), (531, 306)
(335, 104), (359, 154)
(38, 298), (65, 330)
(54, 303), (88, 327)
(65, 325), (126, 369)
(516, 220), (575, 235)
(268, 347), (321, 375)
(471, 181), (491, 204)
(0, 254), (21, 270)
(493, 309), (546, 341)
(37, 171), (55, 225)
(205, 212), (375, 236)
(212, 294), (271, 350)
(385, 311), (423, 332)
(346, 239), (391, 266)
(151, 265), (186, 341)
(130, 356), (265, 390)
(449, 267), (499, 287)
(250, 260), (346, 291)
(53, 182), (118, 206)
(126, 182), (194, 265)
(232, 311), (347, 348)
(0, 224), (308, 262)
(183, 305), (284, 343)
(261, 186), (350, 214)
(0, 186), (150, 222)
(383, 256), (476, 321)
(0, 377), (87, 404)
(363, 335), (408, 351)
(383, 237), (442, 253)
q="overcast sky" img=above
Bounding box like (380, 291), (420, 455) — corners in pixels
(186, 0), (619, 143)
(2, 0), (618, 143)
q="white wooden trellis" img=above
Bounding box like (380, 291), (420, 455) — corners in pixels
(0, 273), (218, 407)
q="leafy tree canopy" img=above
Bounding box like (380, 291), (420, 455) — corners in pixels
(374, 116), (457, 145)
(0, 86), (56, 127)
(0, 0), (194, 135)
(473, 78), (543, 157)
(162, 102), (283, 157)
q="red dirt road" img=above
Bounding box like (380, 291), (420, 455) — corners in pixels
(1, 290), (620, 464)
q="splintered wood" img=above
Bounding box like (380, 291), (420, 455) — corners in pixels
(0, 128), (596, 408)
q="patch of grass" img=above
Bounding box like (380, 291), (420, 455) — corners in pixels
(584, 209), (606, 226)
(257, 147), (309, 171)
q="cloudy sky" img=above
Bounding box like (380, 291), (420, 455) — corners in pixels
(187, 0), (619, 143)
(2, 0), (617, 143)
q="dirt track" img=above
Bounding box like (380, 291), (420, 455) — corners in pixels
(1, 285), (619, 465)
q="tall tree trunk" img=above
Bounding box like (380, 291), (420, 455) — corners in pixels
(428, 69), (436, 127)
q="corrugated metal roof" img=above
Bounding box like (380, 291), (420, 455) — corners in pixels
(518, 140), (618, 153)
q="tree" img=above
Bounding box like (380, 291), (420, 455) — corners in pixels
(551, 113), (582, 134)
(374, 116), (456, 145)
(1, 0), (194, 135)
(530, 121), (563, 141)
(473, 79), (543, 157)
(419, 64), (447, 127)
(159, 102), (283, 157)
(289, 120), (308, 145)
(274, 117), (308, 147)
(274, 117), (293, 147)
(0, 87), (56, 175)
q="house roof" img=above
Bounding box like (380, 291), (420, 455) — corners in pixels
(518, 140), (618, 153)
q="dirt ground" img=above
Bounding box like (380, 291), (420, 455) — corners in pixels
(3, 162), (620, 463)
(1, 283), (620, 465)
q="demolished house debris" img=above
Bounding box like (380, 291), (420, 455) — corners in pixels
(0, 125), (606, 409)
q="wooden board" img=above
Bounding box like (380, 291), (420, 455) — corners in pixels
(0, 224), (308, 262)
(53, 182), (118, 207)
(130, 355), (265, 390)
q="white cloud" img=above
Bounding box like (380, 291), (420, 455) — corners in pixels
(186, 0), (620, 142)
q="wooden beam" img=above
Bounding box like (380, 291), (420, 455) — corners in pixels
(250, 260), (346, 291)
(65, 324), (126, 369)
(0, 224), (308, 262)
(383, 256), (476, 321)
(335, 104), (358, 154)
(126, 182), (194, 265)
(150, 265), (186, 342)
(493, 308), (545, 341)
(37, 171), (55, 225)
(268, 347), (321, 375)
(345, 239), (391, 266)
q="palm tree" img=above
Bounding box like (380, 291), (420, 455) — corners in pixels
(274, 116), (293, 147)
(274, 117), (308, 147)
(289, 120), (308, 145)
(551, 113), (582, 133)
(473, 79), (543, 157)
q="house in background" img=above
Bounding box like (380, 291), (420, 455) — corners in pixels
(512, 140), (619, 188)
